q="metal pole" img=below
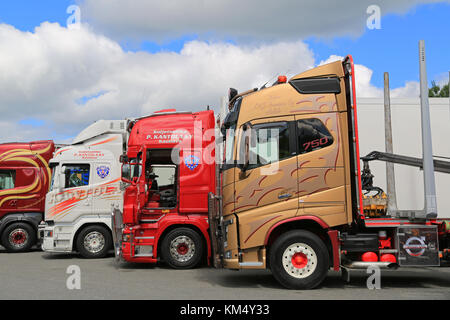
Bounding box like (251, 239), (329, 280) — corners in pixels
(418, 40), (438, 219)
(384, 72), (398, 214)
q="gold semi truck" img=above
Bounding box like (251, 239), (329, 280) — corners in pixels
(208, 55), (450, 289)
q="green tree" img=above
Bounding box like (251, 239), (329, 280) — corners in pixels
(429, 80), (449, 97)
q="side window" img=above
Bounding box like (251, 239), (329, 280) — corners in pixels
(297, 119), (334, 154)
(147, 165), (177, 208)
(152, 166), (175, 188)
(240, 122), (291, 170)
(63, 164), (90, 188)
(0, 170), (15, 190)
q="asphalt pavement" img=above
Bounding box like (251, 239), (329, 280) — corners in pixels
(1, 246), (449, 300)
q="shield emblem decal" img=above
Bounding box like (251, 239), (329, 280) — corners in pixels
(96, 166), (110, 179)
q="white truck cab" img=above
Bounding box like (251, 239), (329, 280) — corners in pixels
(39, 120), (128, 258)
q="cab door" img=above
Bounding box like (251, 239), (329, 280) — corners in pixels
(294, 113), (347, 223)
(0, 169), (17, 215)
(233, 116), (298, 249)
(179, 148), (211, 213)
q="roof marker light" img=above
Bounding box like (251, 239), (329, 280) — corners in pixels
(277, 75), (287, 83)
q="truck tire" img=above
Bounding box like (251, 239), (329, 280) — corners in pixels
(161, 228), (204, 269)
(76, 225), (112, 259)
(269, 230), (329, 290)
(1, 222), (36, 253)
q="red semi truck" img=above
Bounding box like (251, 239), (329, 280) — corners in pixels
(0, 140), (55, 252)
(113, 110), (216, 268)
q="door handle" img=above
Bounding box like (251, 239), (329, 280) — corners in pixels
(278, 193), (292, 199)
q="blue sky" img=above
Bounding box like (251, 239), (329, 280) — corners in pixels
(305, 2), (450, 88)
(0, 1), (72, 31)
(0, 1), (448, 143)
(0, 1), (448, 89)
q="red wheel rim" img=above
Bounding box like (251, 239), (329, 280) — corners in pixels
(10, 229), (28, 247)
(177, 243), (189, 255)
(170, 235), (195, 262)
(291, 252), (308, 269)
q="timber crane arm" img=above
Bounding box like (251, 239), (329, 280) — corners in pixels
(361, 151), (450, 174)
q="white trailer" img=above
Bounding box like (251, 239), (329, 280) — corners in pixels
(39, 120), (128, 258)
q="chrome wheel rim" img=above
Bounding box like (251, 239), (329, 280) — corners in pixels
(84, 231), (105, 254)
(9, 228), (28, 249)
(169, 235), (195, 263)
(282, 242), (317, 279)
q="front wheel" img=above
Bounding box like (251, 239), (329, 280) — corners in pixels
(269, 230), (329, 290)
(1, 222), (36, 253)
(161, 228), (204, 269)
(76, 225), (112, 258)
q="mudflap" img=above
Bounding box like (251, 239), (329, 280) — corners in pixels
(396, 225), (440, 266)
(111, 207), (124, 263)
(208, 192), (223, 268)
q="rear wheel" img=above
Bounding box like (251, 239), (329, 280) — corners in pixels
(270, 230), (329, 289)
(1, 222), (36, 253)
(76, 225), (112, 258)
(161, 228), (204, 269)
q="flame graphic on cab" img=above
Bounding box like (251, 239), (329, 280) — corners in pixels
(0, 144), (52, 207)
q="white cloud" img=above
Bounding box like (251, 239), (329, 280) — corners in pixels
(78, 0), (448, 41)
(0, 22), (316, 142)
(319, 55), (420, 98)
(391, 81), (420, 98)
(0, 22), (425, 143)
(319, 55), (383, 97)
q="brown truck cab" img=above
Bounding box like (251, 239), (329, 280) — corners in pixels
(210, 55), (448, 290)
(210, 57), (360, 289)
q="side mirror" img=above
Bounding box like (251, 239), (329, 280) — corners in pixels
(121, 163), (141, 186)
(228, 88), (238, 102)
(58, 167), (66, 192)
(119, 153), (129, 163)
(121, 163), (133, 185)
(239, 124), (251, 172)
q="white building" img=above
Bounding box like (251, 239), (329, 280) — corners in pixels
(357, 98), (450, 218)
